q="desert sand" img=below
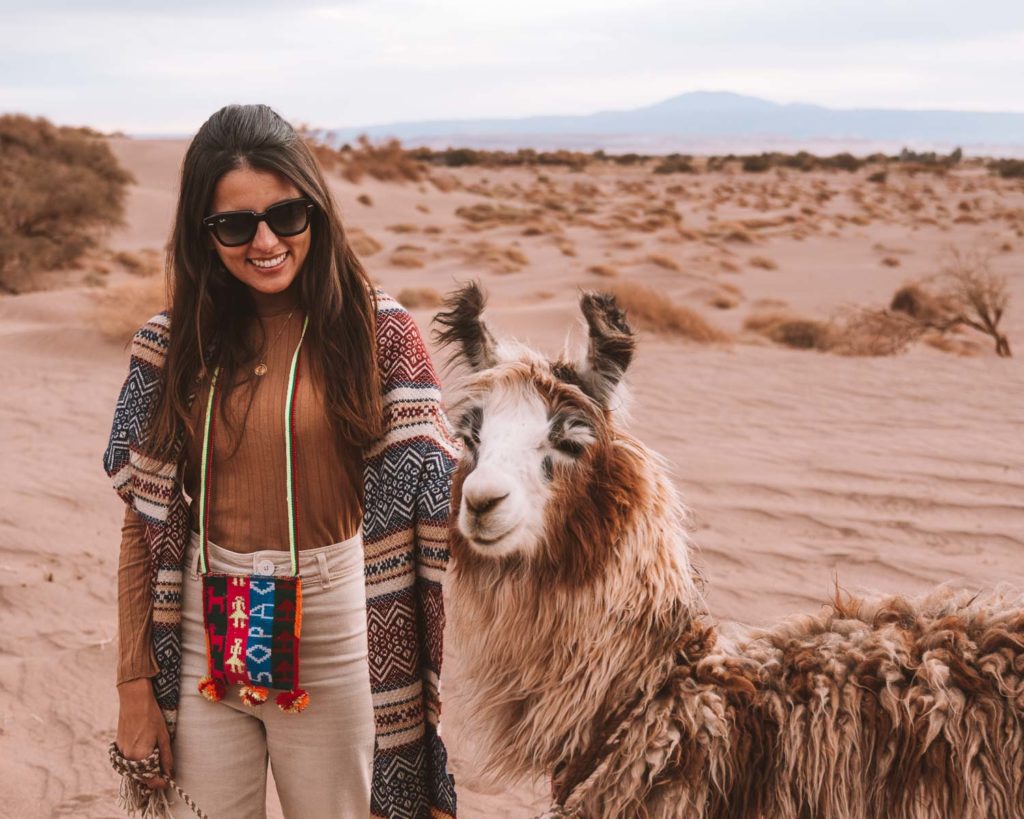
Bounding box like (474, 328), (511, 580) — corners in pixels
(0, 137), (1021, 818)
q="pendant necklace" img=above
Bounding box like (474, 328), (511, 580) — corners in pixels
(254, 308), (297, 376)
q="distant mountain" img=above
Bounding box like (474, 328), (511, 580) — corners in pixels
(327, 91), (1024, 155)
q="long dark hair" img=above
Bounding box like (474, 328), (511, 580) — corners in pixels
(147, 103), (383, 459)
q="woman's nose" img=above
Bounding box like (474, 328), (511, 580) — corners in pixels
(251, 220), (279, 250)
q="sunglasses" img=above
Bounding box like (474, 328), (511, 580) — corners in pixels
(202, 197), (315, 247)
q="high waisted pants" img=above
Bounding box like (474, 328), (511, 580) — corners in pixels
(171, 530), (375, 818)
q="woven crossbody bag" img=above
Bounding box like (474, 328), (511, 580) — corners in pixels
(195, 314), (311, 714)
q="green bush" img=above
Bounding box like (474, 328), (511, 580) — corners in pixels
(0, 114), (133, 293)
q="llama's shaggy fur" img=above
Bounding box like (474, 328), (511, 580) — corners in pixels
(439, 284), (1024, 819)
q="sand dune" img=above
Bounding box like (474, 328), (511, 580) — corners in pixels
(0, 138), (1021, 817)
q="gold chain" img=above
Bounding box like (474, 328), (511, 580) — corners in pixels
(254, 308), (297, 376)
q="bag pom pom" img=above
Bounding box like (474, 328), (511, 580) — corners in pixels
(276, 688), (310, 714)
(239, 685), (269, 707)
(198, 676), (225, 702)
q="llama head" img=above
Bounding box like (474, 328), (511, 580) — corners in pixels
(434, 283), (642, 574)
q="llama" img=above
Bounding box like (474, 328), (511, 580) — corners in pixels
(436, 283), (1024, 819)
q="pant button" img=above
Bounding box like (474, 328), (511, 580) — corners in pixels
(256, 559), (276, 576)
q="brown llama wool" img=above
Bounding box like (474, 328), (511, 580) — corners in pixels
(436, 283), (1024, 819)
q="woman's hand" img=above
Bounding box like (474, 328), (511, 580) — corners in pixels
(116, 678), (173, 789)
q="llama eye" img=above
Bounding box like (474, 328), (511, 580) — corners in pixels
(553, 438), (586, 458)
(457, 406), (483, 450)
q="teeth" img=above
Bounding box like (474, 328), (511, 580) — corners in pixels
(251, 252), (287, 269)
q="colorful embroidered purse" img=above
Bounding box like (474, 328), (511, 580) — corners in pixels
(195, 315), (311, 714)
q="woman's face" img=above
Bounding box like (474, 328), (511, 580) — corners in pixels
(208, 166), (311, 301)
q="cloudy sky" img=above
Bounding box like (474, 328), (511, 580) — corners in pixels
(1, 0), (1023, 134)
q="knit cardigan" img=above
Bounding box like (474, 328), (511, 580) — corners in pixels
(103, 292), (459, 819)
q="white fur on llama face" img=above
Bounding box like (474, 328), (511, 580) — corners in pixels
(455, 377), (596, 559)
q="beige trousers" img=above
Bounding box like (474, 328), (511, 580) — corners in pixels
(171, 530), (375, 819)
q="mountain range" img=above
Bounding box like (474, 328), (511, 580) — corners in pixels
(328, 91), (1024, 155)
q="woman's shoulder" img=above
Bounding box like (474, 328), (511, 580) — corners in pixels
(373, 288), (411, 319)
(128, 310), (173, 366)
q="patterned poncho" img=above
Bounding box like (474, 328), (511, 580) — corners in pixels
(103, 292), (459, 819)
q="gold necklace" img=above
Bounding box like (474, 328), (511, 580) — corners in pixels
(254, 308), (297, 376)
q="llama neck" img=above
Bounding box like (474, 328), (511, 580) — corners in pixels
(449, 446), (709, 782)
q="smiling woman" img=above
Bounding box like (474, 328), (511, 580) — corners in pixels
(103, 103), (458, 819)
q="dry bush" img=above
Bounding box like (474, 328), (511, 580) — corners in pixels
(1, 114), (134, 293)
(881, 256), (901, 267)
(749, 255), (778, 270)
(828, 307), (925, 356)
(92, 277), (166, 344)
(941, 247), (1012, 357)
(339, 136), (425, 183)
(744, 311), (833, 350)
(587, 264), (619, 278)
(356, 194), (373, 206)
(387, 223), (418, 234)
(646, 253), (681, 272)
(389, 246), (426, 268)
(428, 173), (460, 193)
(555, 237), (577, 258)
(397, 287), (442, 308)
(455, 202), (536, 229)
(455, 240), (529, 274)
(114, 248), (161, 276)
(889, 282), (958, 326)
(606, 283), (730, 342)
(347, 228), (382, 257)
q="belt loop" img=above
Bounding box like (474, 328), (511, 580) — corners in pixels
(316, 552), (331, 589)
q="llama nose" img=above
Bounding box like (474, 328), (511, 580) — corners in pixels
(465, 492), (509, 518)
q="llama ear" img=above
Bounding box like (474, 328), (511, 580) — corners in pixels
(433, 281), (498, 372)
(578, 291), (634, 407)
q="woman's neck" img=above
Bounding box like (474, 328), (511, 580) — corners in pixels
(249, 284), (301, 316)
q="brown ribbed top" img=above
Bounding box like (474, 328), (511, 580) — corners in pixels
(116, 308), (363, 684)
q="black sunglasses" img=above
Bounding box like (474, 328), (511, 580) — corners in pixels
(202, 197), (315, 247)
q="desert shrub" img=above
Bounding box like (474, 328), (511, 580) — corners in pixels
(607, 283), (730, 342)
(770, 319), (833, 350)
(0, 114), (134, 293)
(941, 247), (1012, 357)
(347, 228), (382, 257)
(889, 282), (956, 326)
(335, 136), (425, 183)
(455, 203), (536, 227)
(114, 248), (162, 276)
(587, 264), (619, 278)
(868, 170), (888, 184)
(653, 155), (696, 174)
(778, 151), (818, 172)
(744, 311), (834, 351)
(749, 255), (778, 270)
(820, 153), (863, 172)
(989, 159), (1024, 179)
(828, 308), (924, 356)
(646, 253), (681, 271)
(741, 154), (772, 173)
(397, 287), (443, 308)
(92, 277), (166, 344)
(389, 246), (426, 268)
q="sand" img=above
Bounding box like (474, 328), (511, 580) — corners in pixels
(0, 138), (1021, 818)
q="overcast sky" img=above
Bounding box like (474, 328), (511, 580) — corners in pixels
(1, 0), (1023, 134)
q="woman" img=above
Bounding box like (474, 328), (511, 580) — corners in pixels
(104, 103), (458, 818)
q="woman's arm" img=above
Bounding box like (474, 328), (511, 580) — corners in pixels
(115, 506), (173, 787)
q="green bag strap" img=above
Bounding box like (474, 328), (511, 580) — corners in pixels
(198, 314), (310, 577)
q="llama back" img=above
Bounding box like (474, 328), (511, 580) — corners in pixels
(698, 586), (1024, 819)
